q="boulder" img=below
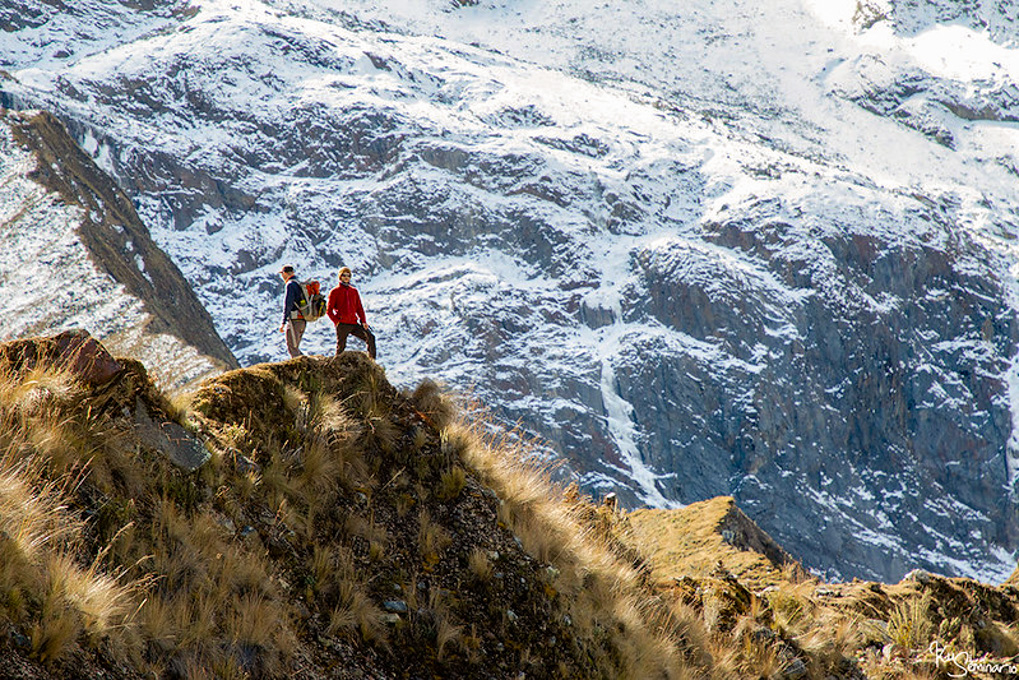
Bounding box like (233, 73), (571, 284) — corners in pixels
(0, 329), (124, 387)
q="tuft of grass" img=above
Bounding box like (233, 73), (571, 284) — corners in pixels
(665, 600), (713, 669)
(3, 366), (80, 417)
(767, 570), (816, 636)
(467, 548), (493, 584)
(327, 578), (387, 646)
(31, 604), (81, 664)
(797, 611), (869, 674)
(435, 616), (462, 661)
(296, 436), (340, 497)
(411, 426), (429, 452)
(50, 553), (135, 638)
(410, 379), (455, 431)
(367, 414), (400, 455)
(436, 465), (466, 502)
(888, 592), (934, 652)
(327, 602), (358, 637)
(228, 593), (292, 651)
(351, 363), (390, 421)
(722, 614), (785, 678)
(418, 510), (452, 568)
(281, 385), (310, 431)
(0, 452), (139, 664)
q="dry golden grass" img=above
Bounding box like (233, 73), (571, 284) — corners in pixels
(229, 593), (292, 650)
(798, 610), (871, 673)
(0, 431), (141, 664)
(440, 408), (691, 679)
(434, 611), (462, 661)
(627, 498), (791, 590)
(436, 465), (466, 502)
(281, 384), (309, 429)
(0, 364), (292, 674)
(2, 366), (80, 415)
(467, 548), (493, 583)
(766, 567), (818, 637)
(418, 509), (452, 567)
(51, 554), (135, 637)
(15, 353), (1000, 679)
(410, 379), (456, 431)
(30, 603), (80, 664)
(887, 591), (934, 652)
(327, 600), (358, 637)
(295, 435), (341, 498)
(332, 584), (387, 645)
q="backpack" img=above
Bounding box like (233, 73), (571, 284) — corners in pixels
(296, 280), (327, 322)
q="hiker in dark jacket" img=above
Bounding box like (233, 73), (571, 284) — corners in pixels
(327, 267), (376, 359)
(279, 264), (306, 358)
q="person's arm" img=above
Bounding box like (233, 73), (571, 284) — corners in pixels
(326, 288), (339, 325)
(282, 280), (299, 325)
(355, 290), (367, 326)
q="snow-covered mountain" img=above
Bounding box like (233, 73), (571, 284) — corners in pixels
(0, 107), (237, 387)
(2, 0), (1019, 582)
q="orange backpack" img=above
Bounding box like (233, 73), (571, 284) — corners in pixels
(297, 280), (326, 321)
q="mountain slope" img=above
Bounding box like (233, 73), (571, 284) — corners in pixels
(0, 108), (238, 387)
(3, 333), (1018, 679)
(1, 0), (1018, 582)
(0, 332), (702, 679)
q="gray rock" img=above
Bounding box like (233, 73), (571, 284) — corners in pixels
(383, 600), (408, 613)
(780, 658), (808, 680)
(134, 398), (210, 470)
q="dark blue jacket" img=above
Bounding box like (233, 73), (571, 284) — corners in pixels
(282, 277), (304, 324)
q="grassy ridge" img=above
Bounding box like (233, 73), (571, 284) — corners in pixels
(2, 338), (1018, 679)
(0, 348), (697, 678)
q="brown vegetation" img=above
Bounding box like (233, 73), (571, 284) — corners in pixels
(0, 340), (695, 678)
(0, 333), (1017, 679)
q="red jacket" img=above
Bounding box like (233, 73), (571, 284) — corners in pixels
(327, 284), (367, 325)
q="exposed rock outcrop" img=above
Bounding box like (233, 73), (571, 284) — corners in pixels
(0, 328), (124, 387)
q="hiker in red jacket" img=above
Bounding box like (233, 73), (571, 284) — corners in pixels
(327, 267), (377, 359)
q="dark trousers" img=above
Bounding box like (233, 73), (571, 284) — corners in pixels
(335, 323), (376, 359)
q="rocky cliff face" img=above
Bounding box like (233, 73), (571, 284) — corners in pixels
(619, 204), (1019, 580)
(2, 0), (1018, 582)
(0, 108), (237, 386)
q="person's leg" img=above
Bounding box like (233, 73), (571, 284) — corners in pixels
(348, 325), (376, 359)
(286, 319), (306, 357)
(364, 327), (377, 359)
(346, 326), (370, 358)
(286, 323), (299, 357)
(335, 323), (352, 356)
(294, 319), (306, 354)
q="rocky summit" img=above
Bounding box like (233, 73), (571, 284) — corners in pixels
(2, 0), (1019, 584)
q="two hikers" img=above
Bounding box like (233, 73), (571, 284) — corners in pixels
(279, 265), (376, 360)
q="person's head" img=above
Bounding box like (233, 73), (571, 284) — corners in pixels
(338, 267), (352, 284)
(279, 264), (295, 280)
